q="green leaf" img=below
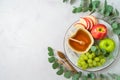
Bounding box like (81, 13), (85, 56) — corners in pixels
(116, 76), (120, 80)
(92, 0), (100, 10)
(89, 0), (99, 14)
(100, 74), (105, 79)
(115, 9), (119, 16)
(48, 47), (53, 52)
(100, 48), (109, 57)
(95, 49), (101, 56)
(88, 72), (96, 80)
(48, 47), (54, 56)
(100, 0), (107, 15)
(112, 22), (118, 29)
(82, 7), (89, 12)
(63, 0), (68, 3)
(104, 0), (107, 11)
(91, 46), (97, 52)
(89, 0), (92, 11)
(118, 23), (120, 27)
(56, 66), (64, 75)
(72, 7), (82, 13)
(78, 72), (82, 77)
(104, 53), (110, 57)
(101, 48), (107, 55)
(108, 73), (117, 79)
(70, 0), (76, 4)
(113, 29), (120, 35)
(105, 5), (113, 16)
(80, 0), (89, 12)
(72, 74), (79, 80)
(48, 57), (55, 63)
(72, 72), (82, 80)
(52, 62), (59, 69)
(48, 52), (54, 56)
(64, 71), (72, 79)
(108, 53), (114, 59)
(82, 75), (87, 80)
(80, 0), (89, 7)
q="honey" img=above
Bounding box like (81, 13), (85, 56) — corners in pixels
(68, 28), (94, 54)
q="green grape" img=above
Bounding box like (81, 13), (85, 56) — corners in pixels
(85, 52), (90, 56)
(88, 63), (93, 67)
(91, 53), (95, 58)
(88, 59), (92, 64)
(78, 57), (84, 62)
(97, 62), (102, 66)
(81, 61), (87, 66)
(77, 60), (81, 64)
(81, 64), (88, 70)
(80, 54), (85, 58)
(88, 54), (93, 59)
(93, 61), (97, 67)
(99, 55), (104, 59)
(95, 57), (100, 62)
(83, 55), (88, 60)
(100, 58), (106, 64)
(77, 52), (107, 69)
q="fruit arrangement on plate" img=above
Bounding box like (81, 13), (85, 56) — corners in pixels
(64, 15), (119, 71)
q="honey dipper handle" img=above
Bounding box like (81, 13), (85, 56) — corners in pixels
(69, 38), (85, 45)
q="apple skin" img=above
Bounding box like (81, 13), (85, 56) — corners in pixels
(99, 38), (115, 52)
(91, 24), (107, 40)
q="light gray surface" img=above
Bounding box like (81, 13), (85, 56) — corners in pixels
(0, 0), (120, 80)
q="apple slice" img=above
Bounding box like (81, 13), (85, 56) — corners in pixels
(79, 18), (90, 30)
(74, 23), (86, 29)
(86, 15), (98, 25)
(85, 17), (94, 30)
(83, 18), (91, 30)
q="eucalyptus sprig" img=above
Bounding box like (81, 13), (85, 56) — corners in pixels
(63, 0), (120, 35)
(63, 0), (76, 4)
(47, 47), (120, 80)
(90, 45), (110, 57)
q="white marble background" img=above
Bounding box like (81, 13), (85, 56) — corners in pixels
(0, 0), (120, 80)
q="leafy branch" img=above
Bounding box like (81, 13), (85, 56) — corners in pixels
(48, 47), (120, 80)
(64, 0), (120, 35)
(63, 0), (76, 4)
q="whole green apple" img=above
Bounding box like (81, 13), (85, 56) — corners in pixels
(99, 38), (115, 52)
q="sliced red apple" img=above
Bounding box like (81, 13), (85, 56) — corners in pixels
(85, 17), (94, 30)
(79, 18), (90, 30)
(86, 15), (98, 25)
(83, 18), (91, 30)
(74, 23), (86, 29)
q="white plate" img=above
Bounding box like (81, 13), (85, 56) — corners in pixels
(64, 19), (119, 72)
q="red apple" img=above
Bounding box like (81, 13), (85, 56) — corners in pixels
(91, 24), (107, 39)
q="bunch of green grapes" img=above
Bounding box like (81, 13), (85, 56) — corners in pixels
(77, 52), (106, 70)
